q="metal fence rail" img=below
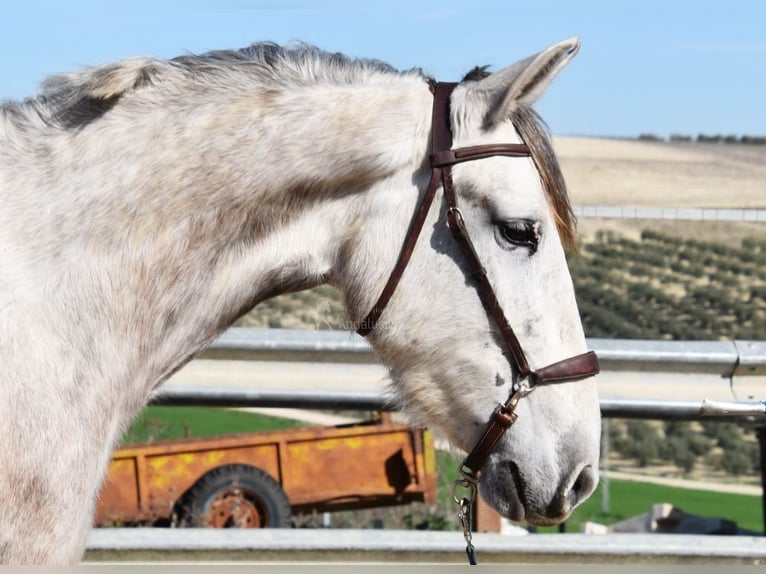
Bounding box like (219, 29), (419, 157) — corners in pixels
(573, 205), (766, 223)
(201, 327), (766, 376)
(173, 327), (766, 418)
(84, 528), (766, 564)
(153, 387), (765, 422)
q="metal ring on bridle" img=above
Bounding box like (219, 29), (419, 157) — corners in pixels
(452, 477), (477, 506)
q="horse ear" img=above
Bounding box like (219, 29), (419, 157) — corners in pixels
(468, 38), (580, 126)
(88, 59), (157, 100)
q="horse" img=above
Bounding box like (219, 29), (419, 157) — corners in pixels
(0, 38), (601, 564)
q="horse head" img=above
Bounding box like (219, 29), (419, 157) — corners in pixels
(339, 38), (600, 526)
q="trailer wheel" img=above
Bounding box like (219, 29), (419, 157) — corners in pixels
(177, 464), (291, 528)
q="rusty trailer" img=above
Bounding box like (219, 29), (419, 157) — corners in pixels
(95, 420), (437, 528)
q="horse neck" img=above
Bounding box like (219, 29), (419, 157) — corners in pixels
(2, 77), (433, 392)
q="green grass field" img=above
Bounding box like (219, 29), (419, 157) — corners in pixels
(435, 452), (762, 534)
(120, 405), (306, 445)
(542, 479), (763, 533)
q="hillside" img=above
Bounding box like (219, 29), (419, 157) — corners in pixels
(554, 137), (766, 209)
(570, 230), (766, 340)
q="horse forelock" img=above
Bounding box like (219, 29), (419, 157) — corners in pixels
(458, 67), (576, 251)
(509, 106), (576, 251)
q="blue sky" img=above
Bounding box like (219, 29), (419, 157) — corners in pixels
(0, 0), (763, 137)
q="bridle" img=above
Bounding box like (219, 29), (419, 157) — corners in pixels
(355, 82), (599, 556)
(354, 80), (599, 559)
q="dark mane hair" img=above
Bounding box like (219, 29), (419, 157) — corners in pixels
(510, 106), (576, 250)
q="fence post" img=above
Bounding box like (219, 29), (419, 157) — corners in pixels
(601, 418), (610, 515)
(473, 494), (502, 533)
(757, 426), (766, 536)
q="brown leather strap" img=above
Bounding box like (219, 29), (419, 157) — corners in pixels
(431, 144), (532, 168)
(432, 82), (457, 152)
(533, 350), (600, 384)
(462, 405), (518, 477)
(357, 83), (458, 337)
(356, 167), (442, 336)
(443, 184), (534, 378)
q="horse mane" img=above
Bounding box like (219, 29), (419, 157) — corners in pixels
(171, 43), (415, 86)
(1, 42), (431, 131)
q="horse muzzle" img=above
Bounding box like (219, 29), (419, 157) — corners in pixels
(481, 458), (599, 526)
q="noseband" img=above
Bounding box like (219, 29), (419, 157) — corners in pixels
(356, 82), (599, 483)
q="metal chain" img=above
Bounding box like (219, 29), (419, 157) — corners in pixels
(457, 496), (477, 564)
(453, 478), (478, 565)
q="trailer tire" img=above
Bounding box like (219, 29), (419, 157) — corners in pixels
(176, 464), (291, 528)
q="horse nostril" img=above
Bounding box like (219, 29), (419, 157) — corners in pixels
(572, 468), (585, 495)
(546, 465), (596, 520)
(570, 465), (596, 504)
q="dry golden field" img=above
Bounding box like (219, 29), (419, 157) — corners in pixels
(554, 138), (766, 247)
(554, 137), (766, 209)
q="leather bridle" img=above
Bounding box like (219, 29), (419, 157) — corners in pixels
(356, 81), (600, 484)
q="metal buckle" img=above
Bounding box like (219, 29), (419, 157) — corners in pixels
(447, 206), (464, 224)
(452, 476), (477, 506)
(457, 462), (480, 485)
(504, 379), (532, 412)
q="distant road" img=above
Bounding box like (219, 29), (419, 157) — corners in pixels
(164, 359), (388, 393)
(574, 205), (766, 223)
(163, 359), (741, 404)
(603, 470), (761, 496)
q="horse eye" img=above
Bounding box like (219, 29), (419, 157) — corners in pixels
(497, 220), (540, 251)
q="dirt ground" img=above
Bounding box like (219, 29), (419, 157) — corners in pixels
(553, 137), (766, 209)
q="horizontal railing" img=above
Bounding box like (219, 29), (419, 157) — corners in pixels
(153, 387), (765, 422)
(573, 205), (766, 223)
(200, 327), (766, 377)
(84, 529), (766, 564)
(158, 327), (766, 421)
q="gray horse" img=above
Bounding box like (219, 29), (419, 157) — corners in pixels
(0, 39), (599, 563)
